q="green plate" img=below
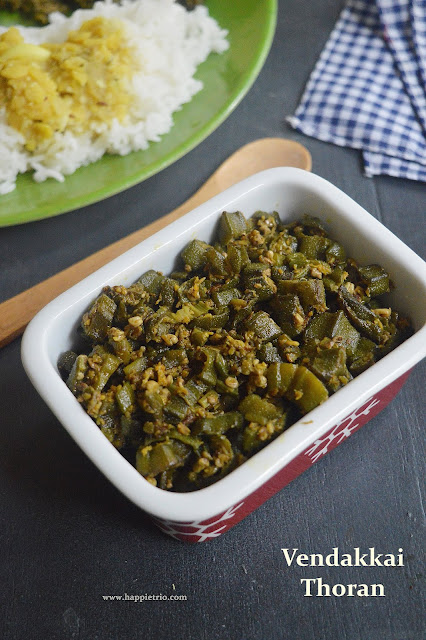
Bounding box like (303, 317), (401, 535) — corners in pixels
(0, 0), (277, 226)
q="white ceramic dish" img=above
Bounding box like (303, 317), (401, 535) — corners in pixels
(22, 168), (426, 542)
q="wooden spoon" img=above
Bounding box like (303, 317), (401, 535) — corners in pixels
(0, 138), (311, 348)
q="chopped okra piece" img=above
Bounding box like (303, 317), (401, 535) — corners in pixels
(243, 262), (277, 301)
(116, 381), (136, 415)
(136, 440), (190, 479)
(161, 348), (188, 370)
(170, 270), (188, 282)
(120, 416), (143, 447)
(338, 285), (389, 344)
(257, 341), (282, 364)
(100, 419), (124, 449)
(323, 264), (348, 292)
(286, 366), (329, 414)
(277, 334), (301, 363)
(310, 347), (351, 392)
(87, 345), (121, 393)
(251, 210), (281, 229)
(178, 276), (209, 305)
(205, 247), (228, 276)
(266, 363), (297, 397)
(181, 239), (211, 271)
(358, 264), (390, 297)
(198, 348), (218, 386)
(219, 211), (247, 243)
(349, 337), (377, 375)
(67, 354), (88, 394)
(182, 378), (210, 406)
(242, 412), (287, 453)
(137, 270), (164, 297)
(330, 311), (360, 357)
(238, 394), (283, 425)
(208, 434), (234, 469)
(269, 293), (307, 337)
(212, 286), (241, 307)
(82, 293), (117, 342)
(164, 395), (189, 422)
(298, 234), (330, 260)
(160, 277), (178, 308)
(191, 327), (210, 346)
(144, 307), (173, 342)
(244, 310), (282, 342)
(304, 311), (360, 358)
(303, 312), (335, 344)
(168, 429), (203, 452)
(214, 351), (229, 379)
(58, 350), (78, 377)
(123, 356), (148, 378)
(192, 411), (244, 435)
(277, 279), (326, 313)
(286, 252), (310, 279)
(193, 308), (229, 330)
(325, 241), (346, 265)
(227, 243), (250, 273)
(108, 328), (133, 364)
(295, 214), (327, 236)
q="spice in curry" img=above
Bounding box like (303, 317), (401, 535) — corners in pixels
(59, 212), (413, 492)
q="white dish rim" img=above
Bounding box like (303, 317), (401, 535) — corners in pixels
(21, 167), (426, 523)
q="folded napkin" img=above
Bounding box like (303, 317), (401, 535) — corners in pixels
(288, 0), (426, 181)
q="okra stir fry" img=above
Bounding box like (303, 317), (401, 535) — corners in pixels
(59, 211), (412, 491)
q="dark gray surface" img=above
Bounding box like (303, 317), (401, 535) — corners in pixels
(0, 1), (425, 638)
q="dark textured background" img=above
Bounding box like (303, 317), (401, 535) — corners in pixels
(1, 1), (425, 638)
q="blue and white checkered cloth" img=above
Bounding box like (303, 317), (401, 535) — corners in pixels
(288, 0), (426, 181)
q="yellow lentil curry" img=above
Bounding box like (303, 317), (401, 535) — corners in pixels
(0, 17), (135, 151)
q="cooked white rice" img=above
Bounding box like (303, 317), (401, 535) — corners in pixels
(0, 0), (228, 194)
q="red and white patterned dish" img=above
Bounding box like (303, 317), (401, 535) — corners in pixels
(21, 168), (426, 542)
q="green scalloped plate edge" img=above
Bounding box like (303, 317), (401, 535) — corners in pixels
(0, 0), (277, 226)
